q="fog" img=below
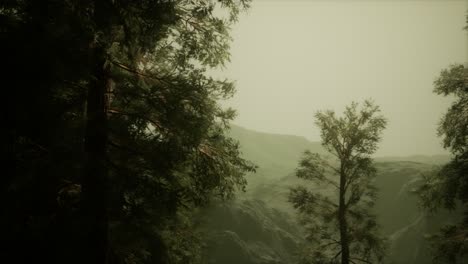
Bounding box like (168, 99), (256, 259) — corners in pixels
(219, 0), (468, 156)
(6, 1), (468, 263)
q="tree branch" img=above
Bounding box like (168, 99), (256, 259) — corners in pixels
(111, 60), (169, 84)
(333, 250), (342, 260)
(108, 140), (143, 156)
(319, 240), (341, 249)
(108, 109), (164, 131)
(350, 256), (372, 263)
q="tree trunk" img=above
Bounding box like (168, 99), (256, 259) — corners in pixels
(339, 168), (350, 264)
(82, 47), (111, 264)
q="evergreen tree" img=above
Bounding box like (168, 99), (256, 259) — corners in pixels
(417, 63), (468, 263)
(2, 1), (254, 263)
(289, 101), (387, 264)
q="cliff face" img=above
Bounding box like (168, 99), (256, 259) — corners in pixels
(375, 161), (463, 264)
(200, 199), (302, 264)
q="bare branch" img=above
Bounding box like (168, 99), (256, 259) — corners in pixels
(350, 257), (372, 264)
(333, 250), (342, 260)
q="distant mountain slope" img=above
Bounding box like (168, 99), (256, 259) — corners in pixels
(228, 125), (449, 180)
(200, 125), (457, 264)
(228, 125), (324, 164)
(227, 125), (324, 191)
(375, 155), (451, 165)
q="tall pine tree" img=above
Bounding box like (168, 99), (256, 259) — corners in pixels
(2, 1), (255, 263)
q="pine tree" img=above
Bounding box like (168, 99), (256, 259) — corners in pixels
(2, 1), (255, 263)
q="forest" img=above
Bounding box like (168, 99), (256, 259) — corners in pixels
(2, 0), (468, 264)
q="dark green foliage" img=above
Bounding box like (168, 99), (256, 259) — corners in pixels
(434, 65), (468, 154)
(418, 63), (468, 263)
(2, 1), (254, 263)
(415, 14), (468, 264)
(289, 101), (387, 264)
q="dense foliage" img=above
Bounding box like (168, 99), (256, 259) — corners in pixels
(2, 1), (255, 263)
(289, 101), (387, 264)
(418, 63), (468, 263)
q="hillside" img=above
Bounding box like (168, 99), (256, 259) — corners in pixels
(200, 125), (458, 264)
(200, 199), (303, 264)
(227, 125), (324, 185)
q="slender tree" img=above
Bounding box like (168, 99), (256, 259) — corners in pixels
(289, 100), (387, 264)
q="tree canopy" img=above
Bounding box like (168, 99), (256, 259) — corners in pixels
(2, 1), (255, 263)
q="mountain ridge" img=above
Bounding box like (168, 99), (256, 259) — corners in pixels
(228, 124), (450, 167)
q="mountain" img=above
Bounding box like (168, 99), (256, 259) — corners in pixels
(375, 155), (451, 165)
(201, 125), (457, 264)
(227, 125), (324, 171)
(227, 125), (324, 185)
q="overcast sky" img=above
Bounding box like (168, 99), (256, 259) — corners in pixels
(216, 0), (467, 156)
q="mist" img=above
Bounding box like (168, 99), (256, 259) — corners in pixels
(218, 0), (467, 156)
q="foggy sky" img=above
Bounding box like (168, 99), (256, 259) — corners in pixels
(217, 0), (468, 157)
